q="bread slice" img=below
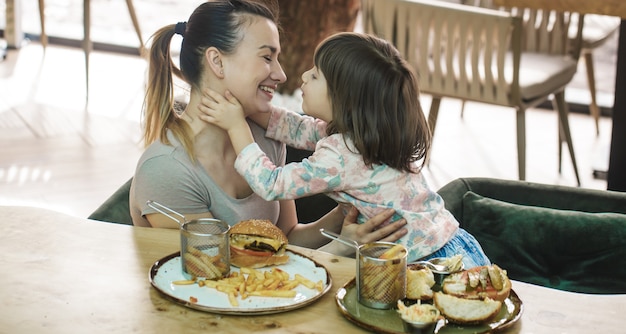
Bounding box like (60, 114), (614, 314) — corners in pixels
(406, 265), (435, 300)
(433, 292), (502, 325)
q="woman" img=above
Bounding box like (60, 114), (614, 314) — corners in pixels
(129, 0), (406, 255)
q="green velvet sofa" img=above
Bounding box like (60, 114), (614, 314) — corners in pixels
(437, 177), (626, 294)
(89, 176), (626, 294)
(89, 178), (133, 226)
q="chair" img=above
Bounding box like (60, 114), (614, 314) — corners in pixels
(570, 14), (621, 136)
(88, 178), (133, 225)
(361, 0), (584, 185)
(458, 4), (618, 137)
(37, 0), (145, 100)
(437, 177), (626, 294)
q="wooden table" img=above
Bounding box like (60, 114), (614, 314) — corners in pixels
(1, 206), (624, 333)
(495, 0), (626, 192)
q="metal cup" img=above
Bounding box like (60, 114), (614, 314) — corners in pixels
(180, 218), (230, 280)
(357, 242), (407, 309)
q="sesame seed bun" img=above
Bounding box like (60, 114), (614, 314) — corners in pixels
(229, 219), (288, 244)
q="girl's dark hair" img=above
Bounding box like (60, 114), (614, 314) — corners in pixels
(142, 0), (278, 157)
(315, 32), (431, 172)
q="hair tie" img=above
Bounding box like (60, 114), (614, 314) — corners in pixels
(175, 21), (187, 36)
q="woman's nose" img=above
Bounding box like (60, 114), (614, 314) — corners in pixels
(272, 61), (287, 83)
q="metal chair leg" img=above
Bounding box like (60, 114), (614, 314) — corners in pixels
(83, 0), (92, 102)
(583, 50), (601, 136)
(516, 108), (526, 181)
(554, 91), (582, 186)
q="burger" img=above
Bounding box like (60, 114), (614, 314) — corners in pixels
(229, 219), (289, 268)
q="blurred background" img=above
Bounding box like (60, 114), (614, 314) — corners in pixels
(0, 0), (618, 218)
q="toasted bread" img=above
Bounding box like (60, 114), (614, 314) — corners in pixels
(433, 292), (502, 325)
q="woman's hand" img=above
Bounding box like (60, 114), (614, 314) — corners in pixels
(317, 205), (408, 257)
(340, 206), (408, 245)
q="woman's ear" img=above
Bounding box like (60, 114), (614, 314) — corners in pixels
(205, 47), (225, 78)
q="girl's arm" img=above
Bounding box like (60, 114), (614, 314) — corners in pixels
(234, 139), (346, 201)
(198, 88), (325, 153)
(265, 106), (326, 151)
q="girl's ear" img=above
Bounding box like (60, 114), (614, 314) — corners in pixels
(205, 47), (225, 78)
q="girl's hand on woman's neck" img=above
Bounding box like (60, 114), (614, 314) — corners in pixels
(196, 88), (255, 155)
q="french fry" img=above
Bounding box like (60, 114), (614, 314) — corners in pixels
(172, 279), (196, 285)
(228, 291), (239, 307)
(379, 244), (406, 259)
(248, 290), (297, 298)
(241, 267), (264, 280)
(262, 278), (275, 287)
(271, 267), (290, 280)
(360, 261), (404, 301)
(266, 279), (281, 290)
(202, 280), (218, 289)
(184, 252), (218, 279)
(216, 283), (239, 292)
(361, 264), (387, 288)
(279, 280), (300, 291)
(294, 274), (316, 289)
(183, 247), (225, 279)
(180, 265), (325, 307)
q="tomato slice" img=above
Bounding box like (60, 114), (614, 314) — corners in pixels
(230, 246), (273, 257)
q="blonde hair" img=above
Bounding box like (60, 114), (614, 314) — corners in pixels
(141, 0), (278, 161)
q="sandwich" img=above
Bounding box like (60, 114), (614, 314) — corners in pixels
(229, 219), (289, 268)
(441, 264), (511, 302)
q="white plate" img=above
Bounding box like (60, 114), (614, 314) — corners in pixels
(149, 249), (332, 315)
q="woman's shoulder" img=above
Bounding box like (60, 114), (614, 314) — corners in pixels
(249, 120), (285, 161)
(138, 139), (186, 165)
(135, 138), (195, 180)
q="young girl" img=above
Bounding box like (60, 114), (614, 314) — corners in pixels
(198, 32), (489, 267)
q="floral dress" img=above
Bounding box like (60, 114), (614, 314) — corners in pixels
(234, 107), (459, 261)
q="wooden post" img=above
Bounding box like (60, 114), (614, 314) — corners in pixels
(5, 0), (23, 49)
(276, 0), (361, 95)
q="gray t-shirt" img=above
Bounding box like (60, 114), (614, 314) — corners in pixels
(130, 121), (285, 227)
